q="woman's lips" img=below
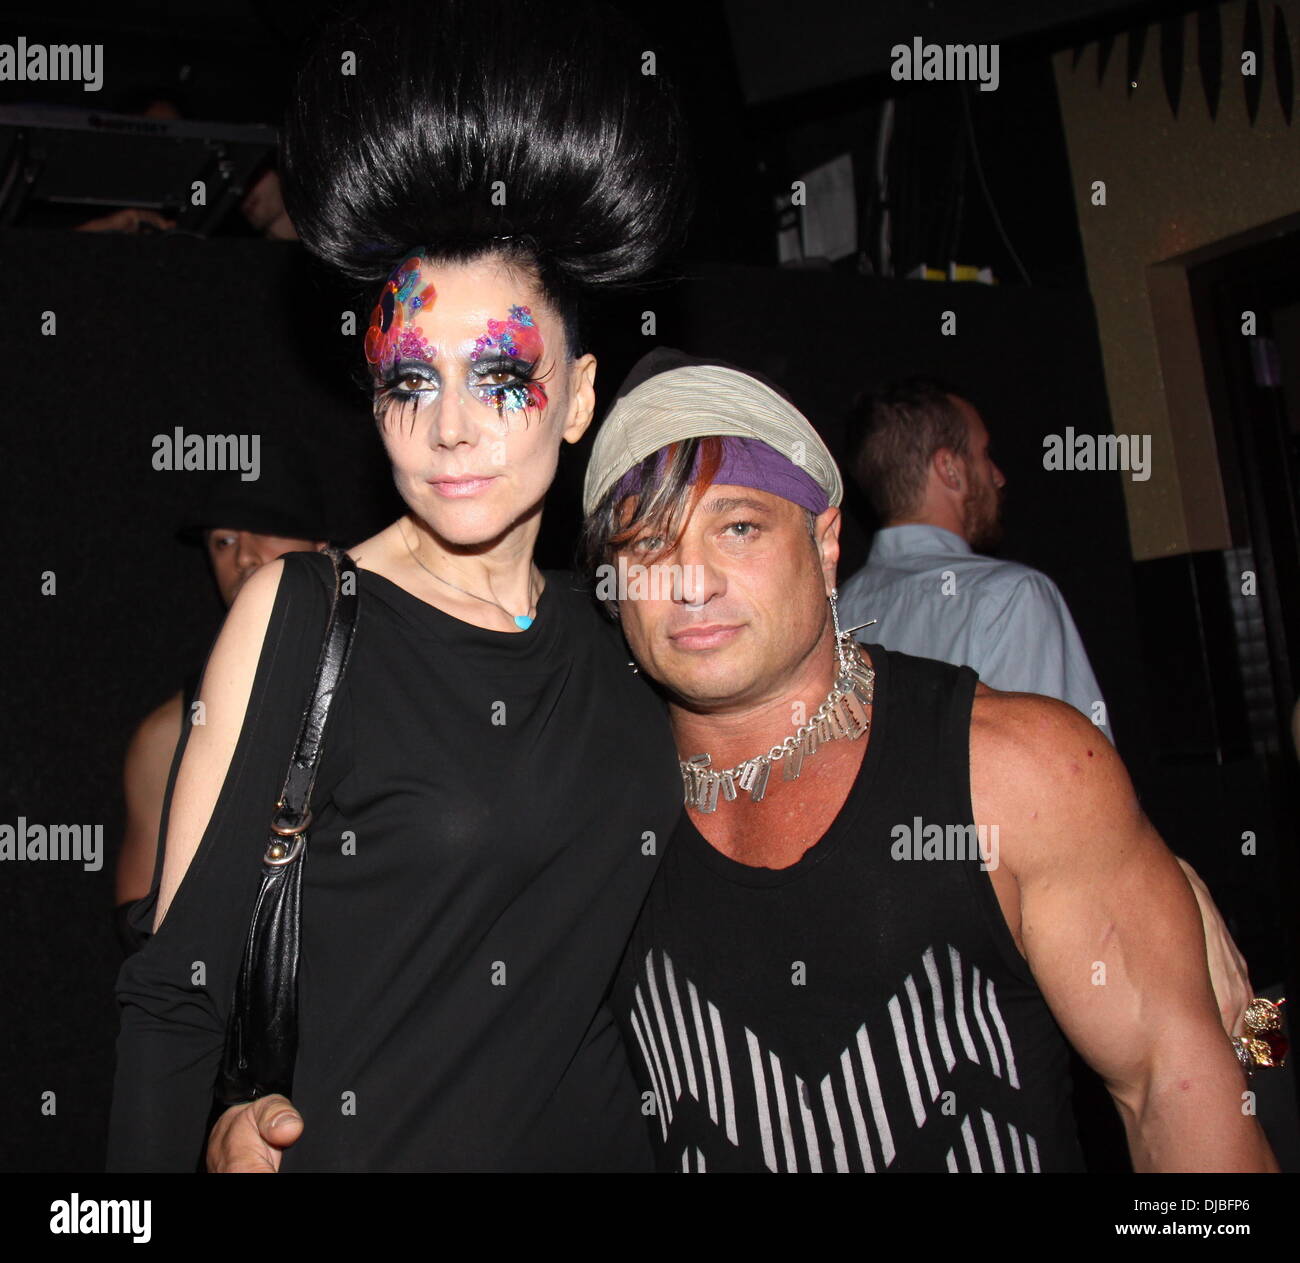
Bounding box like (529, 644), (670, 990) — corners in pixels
(669, 623), (742, 650)
(428, 476), (499, 498)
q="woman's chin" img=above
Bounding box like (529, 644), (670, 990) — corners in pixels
(409, 504), (519, 548)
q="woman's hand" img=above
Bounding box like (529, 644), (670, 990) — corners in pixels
(206, 1095), (304, 1172)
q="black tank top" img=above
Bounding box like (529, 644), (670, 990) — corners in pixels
(611, 646), (1085, 1173)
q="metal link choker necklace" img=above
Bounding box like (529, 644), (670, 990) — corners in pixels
(680, 631), (875, 814)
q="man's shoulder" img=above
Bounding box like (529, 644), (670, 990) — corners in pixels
(969, 685), (1118, 809)
(949, 554), (1057, 598)
(843, 548), (1053, 594)
(971, 681), (1087, 739)
(862, 642), (978, 715)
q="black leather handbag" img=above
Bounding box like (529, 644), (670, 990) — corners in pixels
(215, 545), (360, 1108)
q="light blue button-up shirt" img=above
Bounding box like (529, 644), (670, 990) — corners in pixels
(838, 524), (1112, 741)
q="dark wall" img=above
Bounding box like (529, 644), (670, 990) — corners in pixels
(0, 229), (396, 1171)
(0, 230), (1182, 1170)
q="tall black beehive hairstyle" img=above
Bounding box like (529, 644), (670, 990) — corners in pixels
(281, 0), (694, 351)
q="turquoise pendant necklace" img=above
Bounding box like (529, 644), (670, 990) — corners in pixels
(401, 524), (537, 630)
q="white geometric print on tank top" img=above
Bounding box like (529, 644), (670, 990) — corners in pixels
(629, 943), (1040, 1173)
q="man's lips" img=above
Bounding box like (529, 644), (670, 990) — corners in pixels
(668, 623), (743, 650)
(427, 475), (499, 498)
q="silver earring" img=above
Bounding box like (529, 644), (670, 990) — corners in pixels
(828, 587), (859, 682)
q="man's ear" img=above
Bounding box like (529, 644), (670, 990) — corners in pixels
(815, 506), (842, 591)
(562, 353), (598, 445)
(933, 447), (963, 491)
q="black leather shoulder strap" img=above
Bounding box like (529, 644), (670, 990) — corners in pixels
(216, 545), (360, 1107)
(269, 546), (360, 837)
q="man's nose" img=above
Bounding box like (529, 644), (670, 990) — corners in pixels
(671, 536), (725, 607)
(234, 533), (261, 571)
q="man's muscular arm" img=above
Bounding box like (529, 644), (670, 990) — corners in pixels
(969, 691), (1276, 1172)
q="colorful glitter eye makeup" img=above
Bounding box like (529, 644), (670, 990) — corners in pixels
(468, 359), (549, 415)
(365, 256), (437, 373)
(470, 305), (543, 363)
(372, 298), (551, 426)
(467, 306), (548, 416)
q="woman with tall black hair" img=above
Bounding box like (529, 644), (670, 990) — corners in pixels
(108, 0), (691, 1172)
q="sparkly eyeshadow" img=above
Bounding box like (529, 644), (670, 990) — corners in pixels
(470, 305), (547, 413)
(365, 256), (437, 372)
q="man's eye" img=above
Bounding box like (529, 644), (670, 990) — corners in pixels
(725, 520), (758, 537)
(632, 535), (664, 554)
(480, 368), (518, 386)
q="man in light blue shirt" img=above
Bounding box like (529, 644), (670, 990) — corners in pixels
(838, 379), (1113, 741)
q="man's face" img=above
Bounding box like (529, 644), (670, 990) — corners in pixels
(951, 396), (1006, 551)
(614, 484), (839, 712)
(205, 529), (325, 606)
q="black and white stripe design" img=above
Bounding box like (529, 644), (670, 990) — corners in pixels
(945, 1112), (1040, 1172)
(628, 944), (1038, 1172)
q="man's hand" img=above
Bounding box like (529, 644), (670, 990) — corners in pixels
(206, 1095), (304, 1172)
(1175, 857), (1253, 1037)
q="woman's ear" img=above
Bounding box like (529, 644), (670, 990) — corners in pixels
(562, 353), (598, 445)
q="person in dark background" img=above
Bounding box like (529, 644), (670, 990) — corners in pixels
(211, 346), (1277, 1174)
(114, 462), (330, 945)
(69, 98), (297, 239)
(578, 351), (1276, 1173)
(837, 376), (1258, 1042)
(0, 0), (1291, 1197)
(108, 0), (692, 1172)
(839, 378), (1113, 741)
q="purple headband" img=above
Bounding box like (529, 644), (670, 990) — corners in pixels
(611, 436), (830, 516)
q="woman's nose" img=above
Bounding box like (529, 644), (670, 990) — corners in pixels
(426, 388), (476, 450)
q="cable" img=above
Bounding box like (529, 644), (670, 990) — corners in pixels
(961, 85), (1029, 285)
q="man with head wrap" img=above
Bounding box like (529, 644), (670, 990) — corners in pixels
(579, 349), (1276, 1173)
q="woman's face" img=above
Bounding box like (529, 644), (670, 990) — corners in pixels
(365, 254), (595, 547)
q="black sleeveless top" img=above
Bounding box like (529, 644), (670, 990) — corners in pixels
(610, 646), (1084, 1173)
(109, 551), (681, 1171)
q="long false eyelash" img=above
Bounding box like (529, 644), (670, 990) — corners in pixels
(372, 361), (439, 434)
(372, 379), (431, 436)
(370, 359), (555, 433)
(473, 358), (554, 425)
